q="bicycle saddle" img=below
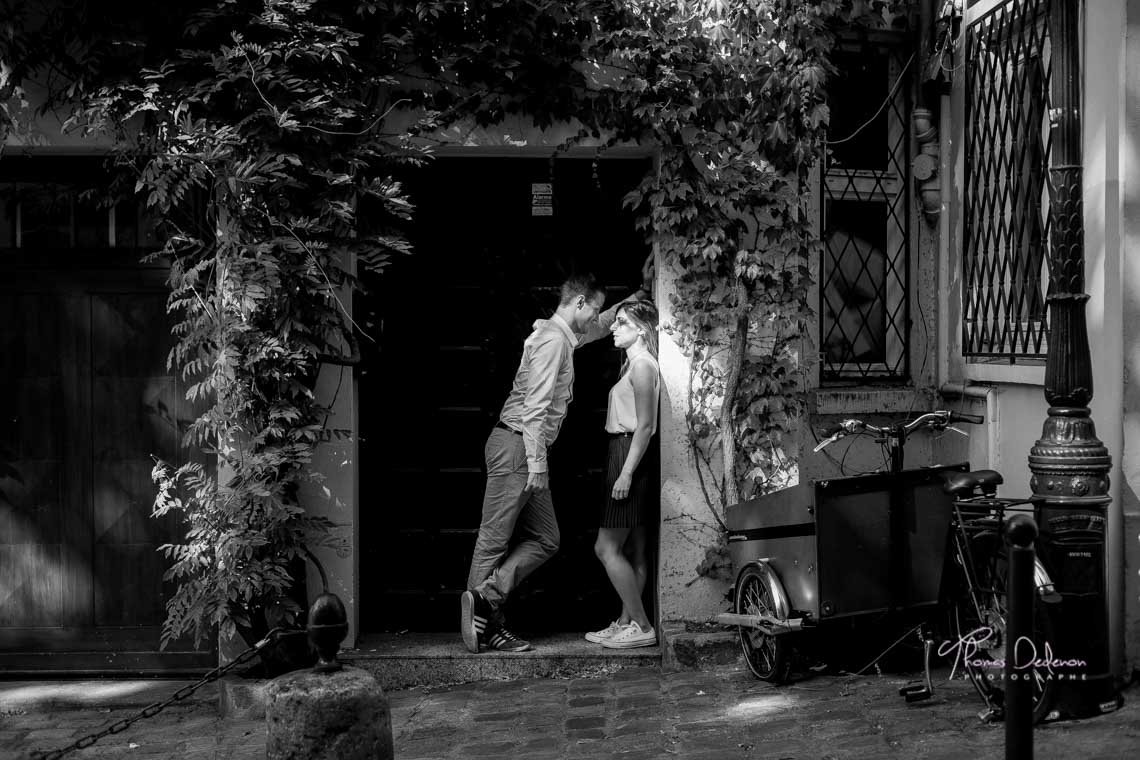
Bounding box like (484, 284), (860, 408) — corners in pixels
(941, 469), (1003, 496)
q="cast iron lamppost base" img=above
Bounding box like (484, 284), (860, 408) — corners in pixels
(1026, 0), (1119, 720)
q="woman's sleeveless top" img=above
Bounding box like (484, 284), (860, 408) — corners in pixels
(604, 352), (660, 435)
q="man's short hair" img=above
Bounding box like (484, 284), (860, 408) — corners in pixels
(559, 273), (606, 306)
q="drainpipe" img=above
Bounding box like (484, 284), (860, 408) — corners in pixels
(939, 382), (998, 472)
(913, 0), (942, 221)
(918, 0), (937, 108)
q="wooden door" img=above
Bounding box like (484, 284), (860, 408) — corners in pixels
(0, 261), (214, 673)
(358, 156), (654, 633)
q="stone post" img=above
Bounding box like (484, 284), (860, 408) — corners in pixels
(265, 593), (393, 759)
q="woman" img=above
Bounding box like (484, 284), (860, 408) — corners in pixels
(587, 299), (660, 649)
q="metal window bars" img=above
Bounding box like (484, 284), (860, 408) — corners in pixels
(963, 0), (1053, 360)
(820, 42), (912, 382)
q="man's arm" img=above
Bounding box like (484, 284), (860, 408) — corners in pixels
(579, 255), (656, 348)
(519, 335), (563, 483)
(577, 286), (652, 347)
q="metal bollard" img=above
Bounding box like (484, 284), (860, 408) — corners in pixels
(307, 591), (349, 673)
(1005, 514), (1036, 760)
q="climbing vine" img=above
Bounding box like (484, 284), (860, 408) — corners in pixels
(1, 0), (912, 641)
(583, 1), (912, 577)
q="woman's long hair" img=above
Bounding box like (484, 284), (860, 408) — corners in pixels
(617, 299), (659, 375)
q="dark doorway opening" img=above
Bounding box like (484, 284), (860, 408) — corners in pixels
(358, 155), (654, 634)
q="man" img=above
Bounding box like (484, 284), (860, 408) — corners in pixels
(462, 271), (651, 653)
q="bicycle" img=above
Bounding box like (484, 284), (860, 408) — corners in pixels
(719, 410), (1061, 723)
(932, 466), (1061, 722)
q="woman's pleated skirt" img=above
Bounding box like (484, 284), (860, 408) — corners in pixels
(601, 433), (659, 529)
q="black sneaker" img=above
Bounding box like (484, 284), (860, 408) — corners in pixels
(483, 617), (532, 652)
(460, 590), (492, 654)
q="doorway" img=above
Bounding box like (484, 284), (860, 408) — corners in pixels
(358, 155), (655, 633)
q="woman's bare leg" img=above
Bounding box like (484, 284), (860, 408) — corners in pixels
(595, 527), (651, 630)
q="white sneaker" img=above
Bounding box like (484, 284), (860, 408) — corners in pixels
(601, 621), (657, 649)
(584, 620), (624, 644)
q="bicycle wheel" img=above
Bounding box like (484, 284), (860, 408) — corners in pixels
(734, 564), (793, 683)
(951, 530), (1057, 723)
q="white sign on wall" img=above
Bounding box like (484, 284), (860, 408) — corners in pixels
(531, 183), (553, 216)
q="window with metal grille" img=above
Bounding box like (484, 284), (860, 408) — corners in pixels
(963, 0), (1052, 359)
(820, 43), (912, 382)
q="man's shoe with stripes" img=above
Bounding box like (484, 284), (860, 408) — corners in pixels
(460, 590), (491, 654)
(483, 618), (532, 652)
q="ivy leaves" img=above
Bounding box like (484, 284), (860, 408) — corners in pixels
(576, 1), (907, 510)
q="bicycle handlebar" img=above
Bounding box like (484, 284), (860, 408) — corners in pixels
(819, 421), (846, 438)
(950, 411), (983, 424)
(813, 410), (984, 453)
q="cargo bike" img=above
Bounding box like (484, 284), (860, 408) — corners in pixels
(715, 410), (1063, 722)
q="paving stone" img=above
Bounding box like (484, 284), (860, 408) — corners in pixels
(743, 741), (812, 758)
(522, 682), (567, 696)
(517, 736), (561, 750)
(518, 714), (564, 727)
(7, 715), (59, 730)
(398, 736), (456, 757)
(613, 680), (661, 694)
(613, 694), (657, 710)
(565, 715), (606, 730)
(611, 718), (664, 736)
(671, 694), (723, 709)
(674, 719), (735, 732)
(603, 748), (667, 760)
(460, 740), (521, 756)
(518, 693), (569, 708)
(675, 747), (750, 760)
(406, 724), (461, 741)
(473, 710), (522, 722)
(22, 727), (87, 743)
(614, 706), (661, 723)
(567, 695), (605, 708)
(415, 692), (472, 709)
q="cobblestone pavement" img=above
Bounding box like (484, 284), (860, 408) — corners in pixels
(3, 665), (1139, 759)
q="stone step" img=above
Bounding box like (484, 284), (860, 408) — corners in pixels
(342, 631), (661, 691)
(659, 624), (742, 670)
(218, 628), (744, 718)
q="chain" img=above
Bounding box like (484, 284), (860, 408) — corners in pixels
(29, 627), (307, 760)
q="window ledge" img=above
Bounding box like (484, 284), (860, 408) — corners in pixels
(812, 386), (936, 416)
(964, 361), (1045, 386)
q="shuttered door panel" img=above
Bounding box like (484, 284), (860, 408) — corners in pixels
(0, 293), (78, 631)
(90, 293), (181, 630)
(0, 267), (213, 672)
